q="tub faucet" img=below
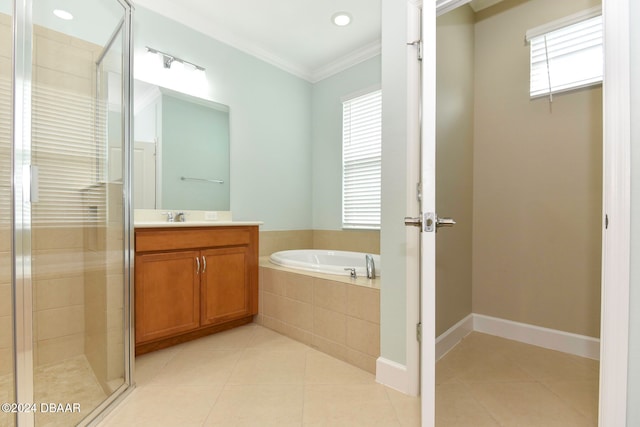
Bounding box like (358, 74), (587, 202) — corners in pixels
(344, 268), (357, 279)
(365, 254), (376, 279)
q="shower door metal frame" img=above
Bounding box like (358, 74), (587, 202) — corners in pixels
(10, 0), (136, 425)
(12, 0), (35, 424)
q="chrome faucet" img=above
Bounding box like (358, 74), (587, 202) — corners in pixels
(344, 268), (357, 279)
(365, 254), (376, 279)
(164, 211), (174, 222)
(175, 212), (186, 222)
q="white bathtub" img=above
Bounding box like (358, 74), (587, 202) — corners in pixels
(269, 250), (381, 277)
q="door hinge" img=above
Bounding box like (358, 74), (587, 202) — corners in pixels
(416, 322), (422, 342)
(605, 214), (609, 229)
(407, 40), (423, 61)
(416, 182), (422, 202)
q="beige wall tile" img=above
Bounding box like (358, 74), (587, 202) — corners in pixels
(280, 298), (313, 331)
(284, 273), (313, 303)
(37, 333), (84, 366)
(261, 268), (286, 296)
(346, 317), (380, 357)
(262, 315), (288, 337)
(347, 286), (380, 324)
(37, 305), (84, 340)
(311, 335), (348, 362)
(262, 292), (281, 318)
(280, 322), (314, 347)
(34, 66), (92, 96)
(259, 230), (313, 256)
(0, 284), (10, 317)
(0, 346), (12, 376)
(313, 279), (347, 313)
(33, 249), (86, 280)
(346, 349), (377, 374)
(32, 226), (84, 250)
(312, 230), (380, 254)
(314, 306), (346, 344)
(0, 19), (11, 60)
(35, 35), (94, 79)
(34, 275), (84, 311)
(0, 252), (10, 285)
(0, 228), (10, 252)
(0, 316), (11, 348)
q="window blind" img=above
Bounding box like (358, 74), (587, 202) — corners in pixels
(0, 77), (10, 226)
(31, 83), (108, 226)
(342, 90), (381, 230)
(529, 14), (603, 98)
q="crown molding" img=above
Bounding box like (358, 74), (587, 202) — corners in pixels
(310, 41), (381, 83)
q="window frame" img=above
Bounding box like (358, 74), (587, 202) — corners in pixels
(341, 87), (382, 230)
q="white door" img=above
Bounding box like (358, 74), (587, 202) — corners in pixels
(133, 140), (157, 209)
(419, 1), (437, 422)
(416, 2), (455, 426)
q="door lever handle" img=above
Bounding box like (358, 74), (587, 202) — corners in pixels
(404, 216), (422, 227)
(436, 217), (456, 228)
(404, 213), (455, 232)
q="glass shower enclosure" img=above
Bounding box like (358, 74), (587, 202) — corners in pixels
(2, 0), (134, 425)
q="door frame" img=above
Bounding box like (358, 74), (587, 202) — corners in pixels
(418, 0), (632, 426)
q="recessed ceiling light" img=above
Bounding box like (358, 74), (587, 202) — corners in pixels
(332, 12), (352, 27)
(53, 9), (73, 20)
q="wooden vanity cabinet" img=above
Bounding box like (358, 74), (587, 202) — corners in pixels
(134, 226), (258, 354)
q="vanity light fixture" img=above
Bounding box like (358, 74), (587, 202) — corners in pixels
(145, 46), (205, 73)
(53, 9), (73, 20)
(332, 12), (352, 27)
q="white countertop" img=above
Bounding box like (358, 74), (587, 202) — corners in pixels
(134, 209), (262, 228)
(135, 220), (263, 228)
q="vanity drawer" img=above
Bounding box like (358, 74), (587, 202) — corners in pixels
(135, 226), (255, 252)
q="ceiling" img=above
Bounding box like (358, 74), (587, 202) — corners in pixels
(133, 0), (505, 83)
(133, 0), (382, 82)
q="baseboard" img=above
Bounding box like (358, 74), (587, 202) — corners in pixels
(435, 313), (474, 360)
(473, 313), (600, 360)
(376, 357), (414, 395)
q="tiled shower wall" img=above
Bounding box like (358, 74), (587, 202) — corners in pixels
(0, 13), (11, 380)
(0, 18), (120, 391)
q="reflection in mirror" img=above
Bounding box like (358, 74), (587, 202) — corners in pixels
(133, 80), (230, 211)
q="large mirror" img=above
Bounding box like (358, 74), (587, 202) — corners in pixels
(133, 80), (230, 211)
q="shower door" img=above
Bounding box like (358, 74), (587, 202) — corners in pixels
(0, 0), (15, 426)
(9, 0), (134, 425)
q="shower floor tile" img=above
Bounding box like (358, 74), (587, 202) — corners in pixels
(97, 326), (598, 427)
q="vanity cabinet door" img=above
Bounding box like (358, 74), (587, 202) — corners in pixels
(200, 246), (251, 326)
(135, 250), (201, 343)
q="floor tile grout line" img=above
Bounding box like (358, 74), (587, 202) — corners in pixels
(457, 380), (506, 427)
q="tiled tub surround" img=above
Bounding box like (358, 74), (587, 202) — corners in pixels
(257, 258), (380, 373)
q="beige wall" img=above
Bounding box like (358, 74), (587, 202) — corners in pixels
(435, 6), (476, 335)
(472, 0), (603, 337)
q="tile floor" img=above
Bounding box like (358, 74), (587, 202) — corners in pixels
(98, 325), (599, 427)
(99, 324), (419, 426)
(435, 332), (599, 426)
